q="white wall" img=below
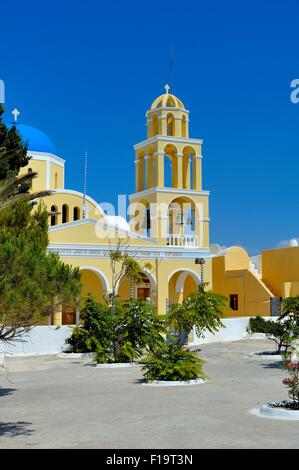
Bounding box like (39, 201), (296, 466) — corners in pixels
(2, 317), (278, 357)
(191, 316), (278, 346)
(191, 317), (250, 345)
(2, 326), (73, 357)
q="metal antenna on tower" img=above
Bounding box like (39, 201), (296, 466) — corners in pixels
(170, 45), (174, 93)
(83, 151), (88, 219)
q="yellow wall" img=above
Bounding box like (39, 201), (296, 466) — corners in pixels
(212, 248), (272, 317)
(262, 246), (299, 297)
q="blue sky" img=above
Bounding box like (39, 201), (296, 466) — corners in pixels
(1, 0), (299, 254)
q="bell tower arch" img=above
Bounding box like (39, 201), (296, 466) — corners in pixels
(129, 85), (210, 250)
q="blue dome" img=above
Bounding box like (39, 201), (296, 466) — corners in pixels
(9, 123), (57, 154)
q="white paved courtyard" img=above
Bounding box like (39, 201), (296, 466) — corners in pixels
(0, 338), (298, 449)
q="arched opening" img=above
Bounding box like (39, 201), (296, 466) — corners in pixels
(182, 146), (196, 190)
(168, 270), (200, 305)
(50, 205), (58, 226)
(167, 269), (200, 344)
(136, 151), (145, 192)
(80, 268), (109, 304)
(182, 115), (187, 138)
(164, 155), (172, 188)
(73, 206), (80, 221)
(117, 270), (156, 303)
(167, 196), (197, 247)
(166, 96), (176, 108)
(166, 113), (175, 136)
(152, 114), (158, 136)
(62, 204), (69, 224)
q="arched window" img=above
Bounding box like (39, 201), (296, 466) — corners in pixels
(50, 205), (58, 226)
(166, 114), (175, 136)
(152, 114), (158, 136)
(73, 206), (80, 221)
(164, 156), (172, 188)
(190, 155), (194, 189)
(146, 207), (151, 237)
(62, 204), (69, 224)
(182, 115), (187, 138)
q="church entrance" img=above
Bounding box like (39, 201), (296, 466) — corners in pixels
(137, 287), (151, 301)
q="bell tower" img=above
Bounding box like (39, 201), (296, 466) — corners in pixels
(129, 86), (210, 250)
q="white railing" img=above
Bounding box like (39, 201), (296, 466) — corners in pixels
(167, 234), (199, 248)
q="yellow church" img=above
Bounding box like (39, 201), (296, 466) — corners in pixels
(17, 86), (213, 325)
(15, 86), (299, 326)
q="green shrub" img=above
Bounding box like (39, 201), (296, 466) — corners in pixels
(67, 295), (164, 363)
(249, 316), (269, 333)
(142, 344), (207, 382)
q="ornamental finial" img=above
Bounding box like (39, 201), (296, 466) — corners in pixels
(164, 84), (170, 94)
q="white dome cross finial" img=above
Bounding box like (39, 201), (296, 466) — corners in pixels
(11, 108), (20, 122)
(164, 84), (170, 94)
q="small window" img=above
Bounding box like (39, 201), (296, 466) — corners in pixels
(54, 173), (58, 189)
(51, 205), (58, 226)
(230, 294), (239, 311)
(62, 204), (69, 224)
(73, 206), (80, 221)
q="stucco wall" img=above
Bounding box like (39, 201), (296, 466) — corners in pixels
(2, 317), (276, 356)
(2, 326), (73, 357)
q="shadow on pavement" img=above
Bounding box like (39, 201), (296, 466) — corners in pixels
(261, 362), (283, 369)
(0, 421), (34, 437)
(0, 388), (16, 397)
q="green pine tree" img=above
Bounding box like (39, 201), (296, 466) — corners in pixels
(0, 104), (30, 180)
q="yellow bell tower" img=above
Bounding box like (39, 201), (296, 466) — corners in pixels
(129, 86), (210, 250)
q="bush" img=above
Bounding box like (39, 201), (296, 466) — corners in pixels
(142, 344), (207, 382)
(66, 295), (112, 360)
(166, 284), (226, 346)
(67, 295), (164, 363)
(249, 316), (269, 333)
(249, 315), (299, 354)
(267, 318), (299, 354)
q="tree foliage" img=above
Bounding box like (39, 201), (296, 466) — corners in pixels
(0, 230), (81, 342)
(166, 283), (227, 346)
(0, 116), (82, 342)
(142, 344), (207, 382)
(0, 104), (29, 180)
(67, 295), (164, 363)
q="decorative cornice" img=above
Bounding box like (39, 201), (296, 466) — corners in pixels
(47, 243), (211, 261)
(134, 135), (203, 151)
(129, 187), (210, 200)
(28, 151), (65, 167)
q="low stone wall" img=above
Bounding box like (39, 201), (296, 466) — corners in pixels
(2, 326), (73, 357)
(191, 316), (278, 346)
(191, 317), (250, 345)
(2, 316), (277, 357)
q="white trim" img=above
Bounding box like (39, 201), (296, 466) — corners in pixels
(147, 107), (190, 115)
(129, 187), (210, 200)
(134, 135), (203, 151)
(79, 266), (111, 292)
(143, 268), (157, 292)
(175, 270), (200, 293)
(47, 243), (211, 261)
(168, 268), (202, 286)
(28, 151), (65, 167)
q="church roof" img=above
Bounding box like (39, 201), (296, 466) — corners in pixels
(150, 85), (185, 110)
(10, 123), (57, 155)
